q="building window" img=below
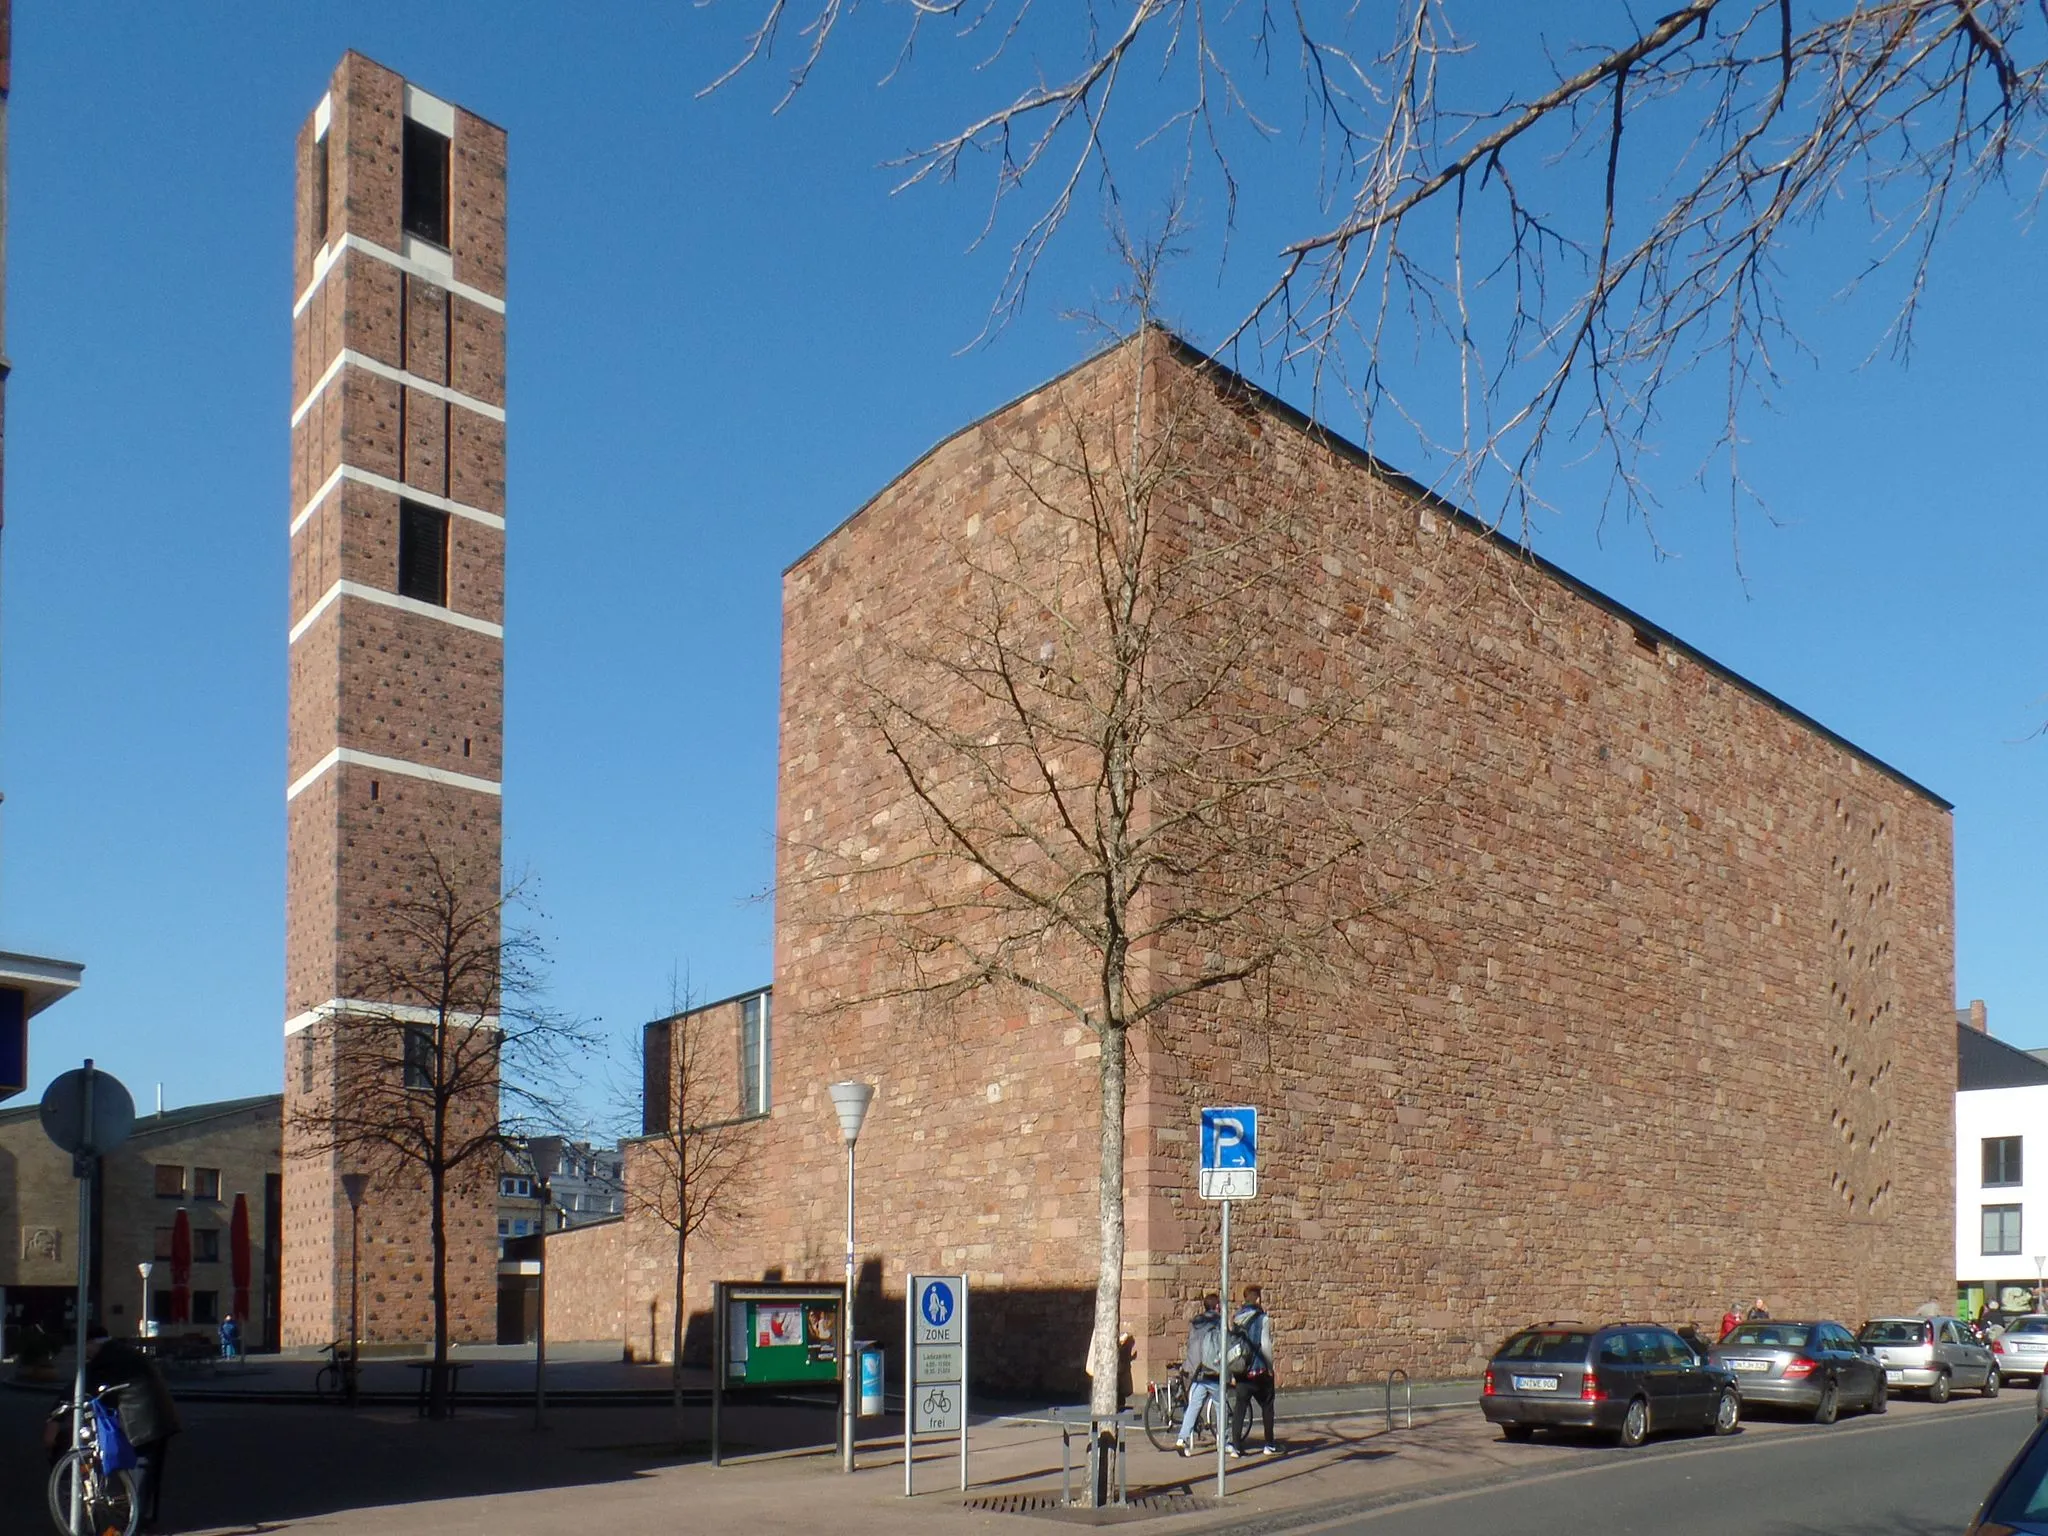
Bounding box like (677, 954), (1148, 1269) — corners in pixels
(153, 1165), (185, 1199)
(192, 1291), (220, 1326)
(153, 1228), (176, 1261)
(403, 1026), (434, 1091)
(741, 992), (771, 1118)
(397, 501), (449, 606)
(312, 131), (330, 245)
(499, 1175), (533, 1199)
(1986, 1137), (2024, 1188)
(194, 1168), (222, 1201)
(497, 1219), (509, 1237)
(401, 117), (450, 247)
(1984, 1204), (2024, 1256)
(194, 1229), (221, 1263)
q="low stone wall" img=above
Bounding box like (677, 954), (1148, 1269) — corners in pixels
(543, 1218), (625, 1347)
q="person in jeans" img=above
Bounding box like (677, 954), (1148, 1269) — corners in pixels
(1229, 1285), (1280, 1455)
(1175, 1294), (1223, 1455)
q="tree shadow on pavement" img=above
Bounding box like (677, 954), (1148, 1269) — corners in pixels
(0, 1389), (838, 1535)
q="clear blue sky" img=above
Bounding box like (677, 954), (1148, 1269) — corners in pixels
(2, 5), (2041, 1128)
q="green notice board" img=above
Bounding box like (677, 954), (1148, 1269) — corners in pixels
(722, 1286), (843, 1386)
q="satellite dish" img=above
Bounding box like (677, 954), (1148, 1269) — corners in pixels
(39, 1061), (136, 1161)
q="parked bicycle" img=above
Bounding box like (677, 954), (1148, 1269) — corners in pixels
(46, 1383), (140, 1536)
(1142, 1365), (1218, 1452)
(314, 1339), (360, 1403)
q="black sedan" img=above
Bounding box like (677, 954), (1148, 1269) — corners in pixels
(1483, 1322), (1741, 1448)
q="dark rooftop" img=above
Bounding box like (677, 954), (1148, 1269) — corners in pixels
(1958, 1026), (2048, 1091)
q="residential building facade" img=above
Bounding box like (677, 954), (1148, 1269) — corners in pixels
(1956, 1004), (2048, 1317)
(0, 1095), (282, 1352)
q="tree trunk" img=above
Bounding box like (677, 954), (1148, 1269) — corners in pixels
(672, 1221), (688, 1438)
(429, 1141), (451, 1420)
(1089, 1019), (1129, 1505)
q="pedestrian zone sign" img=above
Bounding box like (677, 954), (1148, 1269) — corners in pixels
(1198, 1105), (1258, 1201)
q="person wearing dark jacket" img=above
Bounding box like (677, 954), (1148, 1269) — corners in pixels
(85, 1325), (181, 1528)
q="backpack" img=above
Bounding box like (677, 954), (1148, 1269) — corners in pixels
(1224, 1325), (1255, 1379)
(1192, 1316), (1223, 1376)
(1230, 1306), (1270, 1377)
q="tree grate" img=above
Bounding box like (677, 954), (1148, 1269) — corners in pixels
(962, 1491), (1211, 1523)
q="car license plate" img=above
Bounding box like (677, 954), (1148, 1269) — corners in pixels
(1885, 1369), (1903, 1382)
(1512, 1375), (1559, 1392)
(1730, 1359), (1770, 1373)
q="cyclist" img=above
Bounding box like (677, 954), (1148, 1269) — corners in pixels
(1174, 1294), (1223, 1455)
(84, 1324), (181, 1529)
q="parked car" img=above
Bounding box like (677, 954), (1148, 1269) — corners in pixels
(1707, 1319), (1885, 1422)
(1965, 1413), (2048, 1532)
(1856, 1316), (1998, 1402)
(1482, 1322), (1741, 1448)
(2000, 1315), (2048, 1385)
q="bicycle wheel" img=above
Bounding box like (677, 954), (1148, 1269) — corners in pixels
(47, 1448), (140, 1536)
(313, 1362), (339, 1401)
(1144, 1387), (1177, 1451)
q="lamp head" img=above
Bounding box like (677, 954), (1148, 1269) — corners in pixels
(827, 1080), (876, 1146)
(341, 1172), (370, 1209)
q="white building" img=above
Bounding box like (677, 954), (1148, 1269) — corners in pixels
(1956, 1003), (2048, 1319)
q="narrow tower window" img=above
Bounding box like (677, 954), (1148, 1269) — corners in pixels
(401, 118), (450, 247)
(312, 132), (330, 245)
(397, 500), (449, 606)
(740, 992), (772, 1118)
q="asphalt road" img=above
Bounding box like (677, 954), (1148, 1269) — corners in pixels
(1305, 1397), (2040, 1536)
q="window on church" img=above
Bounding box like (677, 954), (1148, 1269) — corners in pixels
(741, 992), (771, 1119)
(402, 117), (450, 247)
(403, 1026), (435, 1091)
(398, 501), (449, 606)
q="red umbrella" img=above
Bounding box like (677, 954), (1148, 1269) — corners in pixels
(170, 1207), (191, 1325)
(229, 1194), (252, 1323)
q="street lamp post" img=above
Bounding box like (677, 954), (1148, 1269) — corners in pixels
(2033, 1255), (2045, 1315)
(828, 1081), (876, 1475)
(136, 1262), (154, 1341)
(341, 1172), (369, 1406)
(534, 1175), (552, 1431)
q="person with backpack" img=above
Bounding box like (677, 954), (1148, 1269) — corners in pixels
(1228, 1285), (1279, 1456)
(1175, 1294), (1223, 1455)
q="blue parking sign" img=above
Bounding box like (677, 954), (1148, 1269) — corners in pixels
(1199, 1107), (1258, 1199)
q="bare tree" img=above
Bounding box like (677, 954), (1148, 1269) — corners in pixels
(625, 975), (753, 1431)
(711, 2), (2043, 532)
(290, 845), (596, 1419)
(784, 259), (1443, 1498)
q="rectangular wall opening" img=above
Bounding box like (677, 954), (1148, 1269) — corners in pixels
(401, 118), (450, 247)
(397, 500), (449, 606)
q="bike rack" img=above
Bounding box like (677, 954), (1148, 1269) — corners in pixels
(1384, 1368), (1412, 1431)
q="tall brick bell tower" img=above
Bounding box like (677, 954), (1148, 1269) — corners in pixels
(283, 55), (507, 1349)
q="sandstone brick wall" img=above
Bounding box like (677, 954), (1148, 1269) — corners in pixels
(621, 995), (774, 1365)
(681, 329), (1956, 1398)
(282, 52), (506, 1350)
(540, 1217), (625, 1347)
